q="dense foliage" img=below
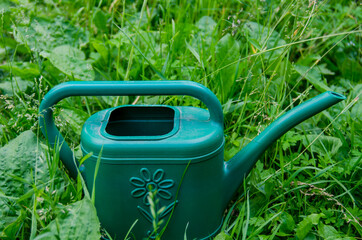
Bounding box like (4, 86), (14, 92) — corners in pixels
(0, 0), (361, 239)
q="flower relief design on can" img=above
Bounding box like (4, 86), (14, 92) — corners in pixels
(129, 168), (178, 238)
(130, 168), (174, 205)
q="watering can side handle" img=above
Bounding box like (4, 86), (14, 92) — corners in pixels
(39, 80), (224, 178)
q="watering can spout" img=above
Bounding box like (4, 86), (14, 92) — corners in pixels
(223, 91), (345, 202)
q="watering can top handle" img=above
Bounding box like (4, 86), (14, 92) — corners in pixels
(39, 80), (223, 124)
(38, 81), (223, 179)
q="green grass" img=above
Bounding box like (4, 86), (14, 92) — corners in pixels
(0, 0), (361, 239)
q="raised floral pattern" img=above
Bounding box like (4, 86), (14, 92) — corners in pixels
(129, 168), (178, 238)
(130, 168), (174, 206)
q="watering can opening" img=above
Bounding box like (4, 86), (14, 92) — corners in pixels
(105, 106), (176, 137)
(329, 91), (345, 99)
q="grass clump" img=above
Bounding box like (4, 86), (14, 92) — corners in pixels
(0, 0), (361, 239)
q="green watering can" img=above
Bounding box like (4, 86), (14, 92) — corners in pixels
(39, 81), (345, 239)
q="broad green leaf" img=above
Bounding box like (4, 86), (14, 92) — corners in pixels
(116, 27), (165, 80)
(196, 16), (217, 35)
(296, 217), (312, 240)
(317, 63), (335, 75)
(186, 40), (204, 68)
(295, 213), (324, 240)
(0, 131), (47, 232)
(0, 48), (5, 61)
(42, 59), (66, 79)
(214, 232), (232, 240)
(215, 33), (240, 103)
(0, 0), (12, 32)
(59, 108), (88, 136)
(192, 16), (217, 52)
(0, 62), (40, 79)
(335, 49), (362, 82)
(350, 84), (362, 121)
(128, 10), (154, 28)
(309, 214), (324, 225)
(93, 8), (108, 31)
(303, 135), (343, 157)
(282, 131), (303, 151)
(49, 45), (95, 80)
(14, 17), (89, 55)
(304, 233), (317, 240)
(222, 99), (245, 115)
(256, 180), (275, 199)
(242, 21), (286, 61)
(249, 216), (266, 227)
(0, 130), (46, 197)
(91, 40), (109, 63)
(0, 77), (33, 96)
(258, 236), (270, 240)
(108, 29), (128, 49)
(35, 198), (101, 240)
(317, 223), (341, 239)
(0, 0), (11, 12)
(3, 210), (27, 239)
(351, 100), (361, 121)
(279, 212), (295, 234)
(294, 65), (332, 92)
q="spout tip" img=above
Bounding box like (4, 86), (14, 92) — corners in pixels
(329, 91), (346, 100)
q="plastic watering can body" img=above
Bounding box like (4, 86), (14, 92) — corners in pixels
(39, 81), (345, 239)
(81, 104), (225, 239)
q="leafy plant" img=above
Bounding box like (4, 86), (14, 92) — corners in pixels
(0, 0), (361, 239)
